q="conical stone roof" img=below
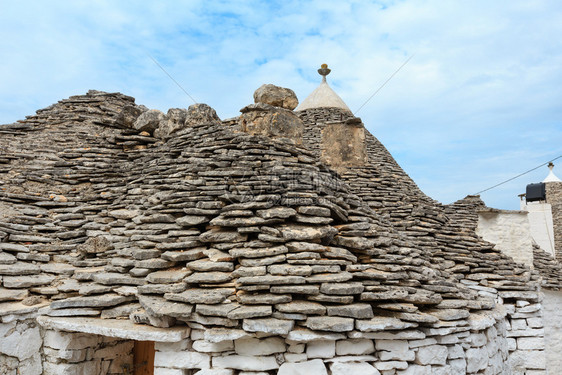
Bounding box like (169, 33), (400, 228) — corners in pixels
(0, 90), (496, 335)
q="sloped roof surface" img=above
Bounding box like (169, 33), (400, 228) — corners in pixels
(296, 81), (352, 113)
(0, 90), (541, 335)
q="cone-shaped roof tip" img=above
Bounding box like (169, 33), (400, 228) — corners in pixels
(543, 162), (562, 182)
(296, 64), (351, 113)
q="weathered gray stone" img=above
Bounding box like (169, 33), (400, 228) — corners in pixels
(0, 251), (16, 264)
(92, 272), (145, 286)
(278, 359), (327, 375)
(376, 340), (415, 361)
(185, 272), (232, 284)
(235, 337), (285, 356)
(307, 340), (335, 358)
(0, 287), (28, 301)
(204, 328), (252, 343)
(242, 318), (294, 335)
(335, 339), (375, 355)
(3, 275), (55, 288)
(238, 275), (306, 285)
(253, 84), (299, 110)
(154, 107), (188, 138)
(270, 285), (319, 295)
(0, 262), (40, 275)
(356, 317), (418, 332)
(162, 248), (206, 262)
(0, 324), (42, 360)
(177, 215), (210, 226)
(415, 344), (448, 365)
(227, 305), (272, 319)
(237, 292), (291, 304)
(50, 294), (134, 309)
(230, 246), (288, 259)
(155, 350), (210, 369)
(200, 230), (247, 243)
(133, 109), (165, 133)
(187, 259), (233, 272)
(78, 283), (113, 296)
(0, 243), (30, 252)
(147, 269), (191, 283)
(165, 288), (234, 304)
(268, 264), (311, 276)
(286, 328), (345, 342)
(304, 316), (354, 332)
(212, 355), (279, 371)
(327, 303), (374, 319)
(184, 103), (221, 127)
(139, 295), (193, 319)
(277, 301), (326, 315)
(108, 209), (140, 220)
(256, 207), (297, 219)
(330, 362), (380, 375)
(280, 224), (338, 241)
(116, 104), (147, 128)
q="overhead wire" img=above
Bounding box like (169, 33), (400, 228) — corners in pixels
(146, 53), (198, 105)
(473, 155), (562, 195)
(354, 53), (415, 115)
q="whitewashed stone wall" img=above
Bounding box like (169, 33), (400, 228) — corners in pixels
(0, 313), (134, 375)
(152, 311), (509, 375)
(521, 201), (556, 257)
(1, 301), (553, 375)
(542, 290), (562, 374)
(42, 329), (133, 375)
(502, 291), (546, 374)
(477, 210), (534, 268)
(0, 315), (42, 375)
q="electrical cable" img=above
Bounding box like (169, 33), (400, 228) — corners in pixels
(354, 54), (415, 115)
(474, 155), (562, 195)
(146, 53), (197, 105)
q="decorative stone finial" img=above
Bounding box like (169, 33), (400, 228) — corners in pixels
(318, 64), (331, 82)
(544, 161), (562, 183)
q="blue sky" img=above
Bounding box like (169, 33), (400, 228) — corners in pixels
(1, 0), (561, 209)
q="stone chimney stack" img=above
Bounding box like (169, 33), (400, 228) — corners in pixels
(238, 84), (303, 144)
(296, 64), (367, 173)
(544, 163), (562, 261)
(320, 117), (367, 174)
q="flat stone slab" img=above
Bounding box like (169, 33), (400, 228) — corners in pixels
(49, 294), (134, 309)
(37, 316), (190, 342)
(0, 301), (48, 316)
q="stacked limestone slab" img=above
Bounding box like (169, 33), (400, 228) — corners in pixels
(297, 107), (549, 374)
(0, 90), (555, 374)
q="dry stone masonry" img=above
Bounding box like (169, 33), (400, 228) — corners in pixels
(0, 82), (560, 374)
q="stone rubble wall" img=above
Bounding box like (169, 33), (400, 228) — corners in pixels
(151, 310), (509, 375)
(0, 312), (134, 375)
(0, 93), (557, 374)
(542, 290), (562, 375)
(532, 245), (562, 288)
(545, 182), (562, 261)
(502, 291), (546, 374)
(0, 314), (43, 375)
(42, 329), (133, 375)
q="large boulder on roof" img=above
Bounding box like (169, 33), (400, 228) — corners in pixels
(254, 84), (299, 110)
(154, 103), (221, 138)
(133, 109), (165, 133)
